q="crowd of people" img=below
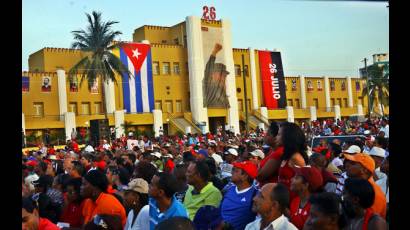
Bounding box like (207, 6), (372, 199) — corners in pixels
(22, 117), (389, 230)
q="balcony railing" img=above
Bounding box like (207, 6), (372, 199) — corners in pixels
(26, 115), (63, 121)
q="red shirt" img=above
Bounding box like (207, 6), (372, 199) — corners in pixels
(290, 196), (311, 230)
(278, 160), (297, 201)
(60, 201), (85, 228)
(258, 146), (284, 186)
(38, 218), (60, 230)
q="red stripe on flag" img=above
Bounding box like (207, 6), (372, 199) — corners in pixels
(258, 51), (278, 109)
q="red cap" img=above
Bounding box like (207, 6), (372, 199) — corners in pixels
(233, 161), (258, 179)
(95, 161), (106, 171)
(294, 166), (323, 192)
(26, 160), (38, 167)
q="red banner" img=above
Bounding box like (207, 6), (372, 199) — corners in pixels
(258, 51), (286, 109)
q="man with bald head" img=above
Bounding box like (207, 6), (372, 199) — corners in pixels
(245, 183), (297, 230)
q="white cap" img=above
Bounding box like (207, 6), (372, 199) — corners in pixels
(250, 149), (265, 159)
(228, 144), (239, 149)
(164, 153), (173, 159)
(151, 152), (161, 158)
(128, 132), (134, 136)
(369, 147), (386, 158)
(364, 130), (371, 135)
(48, 155), (57, 160)
(208, 140), (217, 145)
(164, 143), (171, 147)
(343, 145), (361, 154)
(224, 148), (238, 156)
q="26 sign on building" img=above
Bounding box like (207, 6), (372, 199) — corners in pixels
(202, 6), (216, 20)
(258, 51), (287, 109)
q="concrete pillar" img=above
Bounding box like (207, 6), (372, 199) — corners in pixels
(357, 104), (364, 115)
(64, 112), (76, 141)
(334, 105), (341, 121)
(22, 113), (26, 146)
(249, 47), (259, 110)
(324, 76), (331, 109)
(185, 126), (192, 134)
(103, 80), (116, 114)
(57, 69), (68, 121)
(260, 107), (268, 119)
(222, 19), (240, 135)
(114, 110), (125, 138)
(185, 16), (209, 133)
(152, 110), (163, 137)
(347, 77), (353, 107)
(286, 106), (294, 123)
(309, 106), (317, 122)
(299, 76), (307, 109)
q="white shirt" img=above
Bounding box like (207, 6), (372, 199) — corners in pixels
(331, 157), (344, 168)
(211, 153), (223, 165)
(379, 125), (389, 138)
(245, 215), (298, 230)
(102, 143), (111, 150)
(124, 205), (150, 230)
(376, 176), (389, 203)
(25, 173), (39, 192)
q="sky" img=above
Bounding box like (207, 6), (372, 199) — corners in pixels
(22, 0), (389, 77)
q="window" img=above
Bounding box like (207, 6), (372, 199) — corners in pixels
(355, 81), (361, 91)
(176, 100), (182, 113)
(295, 99), (300, 109)
(173, 62), (180, 75)
(337, 98), (342, 107)
(69, 102), (78, 115)
(155, 100), (162, 110)
(153, 62), (160, 75)
(162, 62), (170, 75)
(292, 80), (297, 91)
(313, 98), (319, 108)
(244, 65), (249, 77)
(330, 80), (335, 91)
(317, 80), (322, 91)
(287, 99), (293, 107)
(165, 100), (173, 113)
(238, 99), (243, 111)
(341, 81), (346, 91)
(235, 65), (241, 76)
(94, 102), (102, 114)
(33, 102), (44, 117)
(81, 102), (91, 115)
(331, 98), (335, 107)
(307, 80), (313, 91)
(343, 98), (348, 108)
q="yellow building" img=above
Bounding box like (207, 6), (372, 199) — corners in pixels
(22, 16), (382, 145)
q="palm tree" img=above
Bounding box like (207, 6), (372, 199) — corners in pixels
(362, 64), (389, 116)
(68, 11), (131, 123)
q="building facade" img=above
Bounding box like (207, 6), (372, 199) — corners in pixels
(22, 16), (380, 144)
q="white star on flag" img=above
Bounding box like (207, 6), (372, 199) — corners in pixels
(132, 48), (141, 59)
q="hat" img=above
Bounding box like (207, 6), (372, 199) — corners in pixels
(364, 130), (371, 135)
(193, 205), (223, 230)
(198, 149), (209, 158)
(84, 170), (109, 192)
(228, 144), (239, 149)
(164, 143), (171, 148)
(343, 145), (361, 154)
(294, 166), (323, 192)
(26, 160), (38, 167)
(224, 148), (238, 156)
(164, 153), (174, 159)
(48, 155), (57, 160)
(344, 153), (375, 174)
(128, 132), (134, 137)
(126, 178), (149, 194)
(95, 161), (106, 171)
(368, 147), (385, 158)
(213, 63), (229, 75)
(249, 149), (265, 159)
(151, 152), (161, 158)
(32, 175), (53, 188)
(208, 140), (217, 146)
(233, 161), (258, 179)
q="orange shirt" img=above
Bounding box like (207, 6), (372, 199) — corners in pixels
(368, 178), (387, 219)
(82, 192), (127, 226)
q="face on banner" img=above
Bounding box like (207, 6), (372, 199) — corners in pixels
(22, 76), (30, 92)
(70, 76), (79, 92)
(258, 51), (287, 109)
(91, 78), (99, 94)
(41, 76), (51, 92)
(201, 24), (230, 108)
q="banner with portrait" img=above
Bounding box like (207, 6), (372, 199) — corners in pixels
(70, 75), (79, 92)
(258, 51), (287, 109)
(22, 76), (29, 92)
(41, 76), (51, 92)
(201, 24), (230, 108)
(91, 78), (99, 94)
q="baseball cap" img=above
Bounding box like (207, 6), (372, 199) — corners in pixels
(94, 161), (106, 171)
(293, 166), (323, 192)
(151, 152), (161, 159)
(249, 149), (265, 159)
(233, 161), (258, 179)
(368, 147), (385, 158)
(344, 153), (375, 174)
(224, 148), (238, 156)
(208, 140), (217, 146)
(26, 160), (38, 167)
(198, 149), (208, 158)
(343, 145), (361, 154)
(126, 178), (149, 194)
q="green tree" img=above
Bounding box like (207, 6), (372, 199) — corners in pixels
(362, 64), (389, 116)
(68, 11), (131, 120)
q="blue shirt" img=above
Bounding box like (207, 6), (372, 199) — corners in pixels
(149, 196), (188, 230)
(221, 185), (258, 230)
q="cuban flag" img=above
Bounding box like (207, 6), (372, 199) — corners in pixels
(119, 43), (155, 113)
